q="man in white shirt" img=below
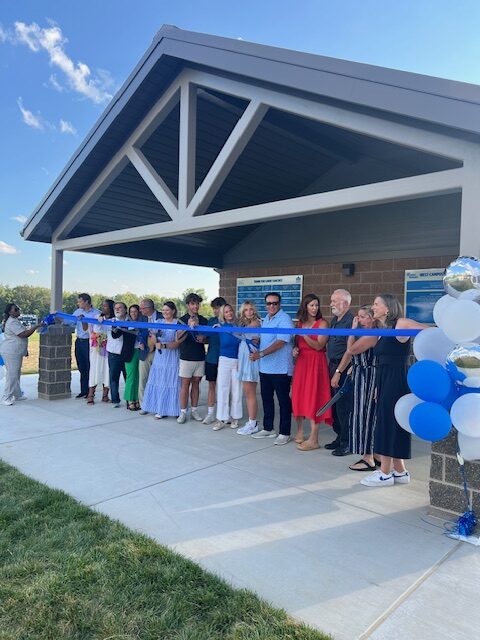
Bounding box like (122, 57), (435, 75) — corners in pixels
(73, 293), (99, 398)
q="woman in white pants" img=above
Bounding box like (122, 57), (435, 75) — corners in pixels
(213, 304), (242, 431)
(0, 303), (43, 406)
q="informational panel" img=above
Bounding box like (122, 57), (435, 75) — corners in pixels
(404, 269), (444, 323)
(237, 275), (303, 319)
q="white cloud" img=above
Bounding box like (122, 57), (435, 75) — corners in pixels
(0, 240), (19, 254)
(25, 269), (39, 275)
(0, 25), (7, 42)
(11, 215), (27, 224)
(59, 119), (76, 135)
(14, 21), (113, 104)
(48, 73), (63, 92)
(17, 97), (44, 130)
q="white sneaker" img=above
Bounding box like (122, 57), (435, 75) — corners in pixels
(230, 419), (239, 429)
(251, 429), (276, 439)
(392, 470), (411, 484)
(139, 409), (149, 415)
(361, 470), (394, 487)
(2, 399), (14, 406)
(16, 395), (28, 401)
(212, 420), (227, 431)
(237, 421), (259, 436)
(177, 412), (187, 424)
(154, 414), (165, 420)
(202, 413), (216, 425)
(274, 434), (291, 446)
(112, 402), (120, 408)
(191, 408), (203, 422)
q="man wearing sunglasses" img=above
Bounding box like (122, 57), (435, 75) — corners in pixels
(250, 292), (293, 445)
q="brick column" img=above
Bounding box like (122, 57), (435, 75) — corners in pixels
(430, 430), (480, 516)
(38, 325), (73, 400)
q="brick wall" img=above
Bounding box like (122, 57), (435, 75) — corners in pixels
(430, 431), (480, 516)
(219, 255), (456, 314)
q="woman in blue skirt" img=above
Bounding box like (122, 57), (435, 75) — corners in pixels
(142, 301), (186, 419)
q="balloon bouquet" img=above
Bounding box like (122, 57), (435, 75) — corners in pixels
(394, 256), (480, 536)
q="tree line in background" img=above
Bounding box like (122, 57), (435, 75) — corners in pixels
(0, 285), (212, 320)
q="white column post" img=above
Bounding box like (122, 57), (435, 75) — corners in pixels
(50, 246), (64, 312)
(460, 154), (480, 257)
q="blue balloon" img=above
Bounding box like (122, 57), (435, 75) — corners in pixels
(409, 402), (452, 442)
(407, 360), (453, 403)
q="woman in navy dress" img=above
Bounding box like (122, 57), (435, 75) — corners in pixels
(360, 294), (426, 488)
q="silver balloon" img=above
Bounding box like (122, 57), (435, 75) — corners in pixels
(446, 343), (480, 388)
(443, 256), (480, 298)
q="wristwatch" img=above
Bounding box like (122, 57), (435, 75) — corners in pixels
(335, 368), (342, 374)
(259, 351), (264, 358)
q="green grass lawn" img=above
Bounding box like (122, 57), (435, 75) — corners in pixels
(0, 461), (331, 640)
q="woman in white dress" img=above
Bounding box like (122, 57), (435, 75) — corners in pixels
(236, 301), (261, 435)
(86, 299), (114, 404)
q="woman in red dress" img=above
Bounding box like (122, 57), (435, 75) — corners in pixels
(292, 293), (333, 450)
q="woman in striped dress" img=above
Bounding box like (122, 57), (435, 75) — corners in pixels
(331, 305), (377, 471)
(141, 301), (186, 419)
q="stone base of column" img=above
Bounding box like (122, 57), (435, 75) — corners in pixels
(429, 430), (480, 516)
(38, 325), (73, 400)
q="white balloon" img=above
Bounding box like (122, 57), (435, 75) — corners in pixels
(458, 431), (480, 461)
(450, 394), (480, 437)
(394, 393), (423, 433)
(440, 299), (480, 343)
(433, 294), (457, 327)
(459, 289), (480, 303)
(413, 327), (455, 365)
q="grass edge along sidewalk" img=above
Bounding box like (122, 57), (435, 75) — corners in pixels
(0, 461), (331, 640)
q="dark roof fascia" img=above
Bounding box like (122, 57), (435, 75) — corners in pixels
(156, 27), (480, 106)
(22, 24), (480, 242)
(159, 28), (480, 133)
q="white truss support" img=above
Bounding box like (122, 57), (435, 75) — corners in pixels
(50, 246), (64, 312)
(186, 100), (269, 217)
(52, 72), (189, 241)
(55, 167), (464, 252)
(126, 147), (178, 219)
(185, 69), (476, 162)
(178, 80), (197, 212)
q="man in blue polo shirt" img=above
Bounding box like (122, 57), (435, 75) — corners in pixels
(250, 292), (293, 445)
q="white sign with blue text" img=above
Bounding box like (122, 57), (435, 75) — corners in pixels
(404, 269), (444, 323)
(237, 275), (303, 319)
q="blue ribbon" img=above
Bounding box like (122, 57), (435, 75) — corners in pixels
(51, 311), (421, 337)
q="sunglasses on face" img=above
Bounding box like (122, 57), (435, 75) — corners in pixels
(265, 301), (279, 306)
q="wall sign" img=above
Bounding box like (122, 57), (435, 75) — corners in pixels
(237, 275), (303, 319)
(404, 269), (444, 323)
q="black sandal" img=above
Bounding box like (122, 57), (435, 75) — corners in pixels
(349, 459), (376, 471)
(127, 401), (136, 411)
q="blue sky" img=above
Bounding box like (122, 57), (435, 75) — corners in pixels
(1, 0), (480, 299)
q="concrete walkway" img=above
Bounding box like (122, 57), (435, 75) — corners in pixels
(1, 373), (478, 640)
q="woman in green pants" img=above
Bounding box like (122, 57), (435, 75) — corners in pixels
(124, 304), (141, 410)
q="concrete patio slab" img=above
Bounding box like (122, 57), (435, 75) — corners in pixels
(1, 372), (477, 640)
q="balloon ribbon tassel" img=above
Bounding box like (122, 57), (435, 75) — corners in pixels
(444, 450), (478, 539)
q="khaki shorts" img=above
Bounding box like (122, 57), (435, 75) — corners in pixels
(179, 359), (205, 379)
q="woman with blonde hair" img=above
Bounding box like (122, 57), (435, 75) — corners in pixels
(236, 300), (261, 435)
(212, 304), (242, 431)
